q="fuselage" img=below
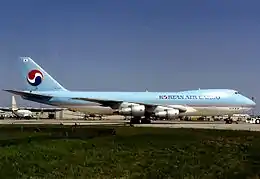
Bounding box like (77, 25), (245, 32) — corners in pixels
(12, 109), (32, 118)
(21, 89), (256, 117)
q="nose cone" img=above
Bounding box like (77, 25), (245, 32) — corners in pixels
(244, 97), (256, 107)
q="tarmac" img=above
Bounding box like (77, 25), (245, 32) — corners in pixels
(134, 122), (260, 131)
(0, 119), (260, 131)
(0, 119), (122, 126)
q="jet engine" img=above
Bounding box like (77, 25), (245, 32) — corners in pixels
(118, 105), (145, 117)
(154, 109), (179, 119)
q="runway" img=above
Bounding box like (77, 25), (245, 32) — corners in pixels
(0, 119), (260, 131)
(0, 119), (123, 126)
(134, 123), (260, 131)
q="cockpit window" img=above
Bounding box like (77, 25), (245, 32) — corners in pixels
(234, 91), (240, 94)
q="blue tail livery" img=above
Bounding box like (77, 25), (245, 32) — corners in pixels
(20, 57), (67, 92)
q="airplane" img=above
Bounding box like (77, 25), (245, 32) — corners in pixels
(0, 95), (64, 119)
(3, 57), (256, 124)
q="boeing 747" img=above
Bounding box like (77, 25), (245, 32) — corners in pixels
(4, 57), (256, 124)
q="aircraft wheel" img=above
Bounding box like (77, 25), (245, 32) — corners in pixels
(130, 118), (141, 124)
(141, 119), (151, 124)
(225, 118), (232, 124)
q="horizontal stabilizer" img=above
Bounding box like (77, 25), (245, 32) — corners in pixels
(3, 90), (53, 101)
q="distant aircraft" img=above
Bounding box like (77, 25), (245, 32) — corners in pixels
(0, 95), (64, 119)
(4, 57), (256, 124)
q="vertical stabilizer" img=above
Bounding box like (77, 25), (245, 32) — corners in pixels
(20, 57), (68, 92)
(11, 96), (18, 111)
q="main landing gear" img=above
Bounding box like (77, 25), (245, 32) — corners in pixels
(130, 117), (151, 124)
(224, 117), (238, 124)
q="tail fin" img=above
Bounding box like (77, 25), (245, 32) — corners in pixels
(20, 57), (67, 91)
(11, 96), (18, 111)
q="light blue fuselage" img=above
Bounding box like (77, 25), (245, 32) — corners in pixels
(22, 89), (255, 108)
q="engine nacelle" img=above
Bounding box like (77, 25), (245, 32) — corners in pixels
(119, 102), (139, 108)
(154, 109), (179, 119)
(118, 105), (145, 117)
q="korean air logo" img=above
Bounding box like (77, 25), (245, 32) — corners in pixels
(27, 70), (43, 86)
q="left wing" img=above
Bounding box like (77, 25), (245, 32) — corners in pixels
(72, 97), (188, 112)
(72, 97), (122, 107)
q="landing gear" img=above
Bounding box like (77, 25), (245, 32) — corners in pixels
(24, 116), (31, 120)
(225, 118), (233, 124)
(141, 118), (151, 124)
(224, 117), (238, 124)
(130, 117), (151, 124)
(130, 117), (141, 124)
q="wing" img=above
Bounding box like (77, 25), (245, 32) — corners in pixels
(0, 107), (12, 112)
(72, 97), (122, 107)
(72, 97), (188, 112)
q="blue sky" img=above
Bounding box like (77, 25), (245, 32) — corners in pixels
(0, 0), (260, 112)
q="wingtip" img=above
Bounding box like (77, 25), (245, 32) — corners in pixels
(2, 89), (24, 95)
(2, 89), (11, 92)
